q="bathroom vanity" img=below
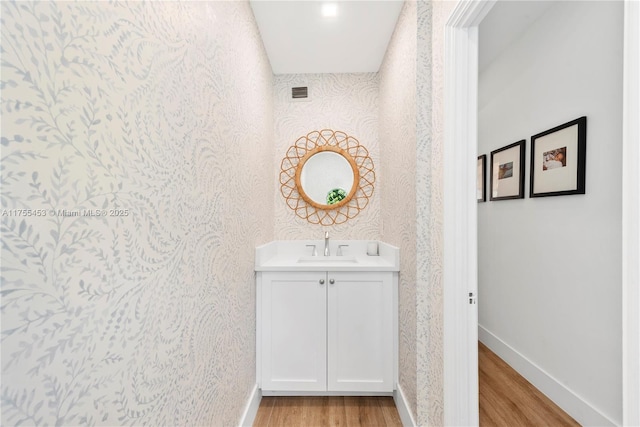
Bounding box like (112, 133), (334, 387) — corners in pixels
(255, 240), (399, 395)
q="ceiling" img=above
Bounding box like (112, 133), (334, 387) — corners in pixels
(250, 0), (555, 76)
(249, 1), (404, 74)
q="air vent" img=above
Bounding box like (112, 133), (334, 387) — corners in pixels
(292, 86), (308, 99)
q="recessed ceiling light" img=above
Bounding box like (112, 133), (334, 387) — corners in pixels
(321, 3), (337, 17)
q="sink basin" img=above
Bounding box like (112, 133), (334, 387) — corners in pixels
(297, 255), (357, 263)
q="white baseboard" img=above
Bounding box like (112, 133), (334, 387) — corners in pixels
(394, 384), (416, 427)
(239, 384), (262, 427)
(479, 325), (616, 426)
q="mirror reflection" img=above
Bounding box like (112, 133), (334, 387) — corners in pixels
(300, 151), (355, 206)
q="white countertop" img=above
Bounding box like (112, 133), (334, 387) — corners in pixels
(255, 240), (400, 272)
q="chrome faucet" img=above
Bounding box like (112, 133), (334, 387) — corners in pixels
(324, 231), (330, 256)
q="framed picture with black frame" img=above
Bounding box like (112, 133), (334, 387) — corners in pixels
(530, 116), (586, 197)
(477, 154), (486, 202)
(490, 140), (526, 201)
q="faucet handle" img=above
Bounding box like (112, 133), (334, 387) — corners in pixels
(323, 231), (330, 256)
(305, 244), (317, 257)
(337, 244), (349, 256)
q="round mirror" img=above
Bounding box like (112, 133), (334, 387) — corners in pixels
(279, 129), (375, 225)
(295, 146), (359, 209)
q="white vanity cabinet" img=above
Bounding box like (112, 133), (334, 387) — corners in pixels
(258, 271), (327, 392)
(256, 270), (396, 394)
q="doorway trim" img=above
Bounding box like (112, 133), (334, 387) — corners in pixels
(443, 1), (495, 426)
(622, 2), (640, 426)
(443, 0), (640, 425)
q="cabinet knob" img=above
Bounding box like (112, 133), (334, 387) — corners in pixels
(329, 279), (335, 285)
(319, 279), (325, 285)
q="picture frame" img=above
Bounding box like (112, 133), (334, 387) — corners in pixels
(530, 116), (586, 197)
(490, 140), (526, 201)
(477, 154), (486, 202)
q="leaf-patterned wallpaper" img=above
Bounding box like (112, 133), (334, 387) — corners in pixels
(415, 1), (457, 425)
(416, 1), (444, 425)
(378, 0), (418, 421)
(379, 1), (453, 425)
(273, 73), (381, 239)
(1, 1), (274, 425)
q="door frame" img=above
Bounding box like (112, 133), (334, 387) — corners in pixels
(442, 0), (639, 425)
(622, 2), (640, 425)
(443, 1), (496, 426)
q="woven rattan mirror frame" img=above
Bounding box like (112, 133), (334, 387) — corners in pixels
(279, 129), (375, 225)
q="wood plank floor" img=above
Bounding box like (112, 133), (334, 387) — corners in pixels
(479, 341), (579, 426)
(254, 396), (402, 427)
(254, 343), (579, 427)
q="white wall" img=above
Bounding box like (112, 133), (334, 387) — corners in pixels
(478, 1), (623, 425)
(0, 2), (274, 425)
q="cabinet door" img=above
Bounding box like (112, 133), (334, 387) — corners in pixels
(260, 271), (327, 391)
(327, 271), (394, 392)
